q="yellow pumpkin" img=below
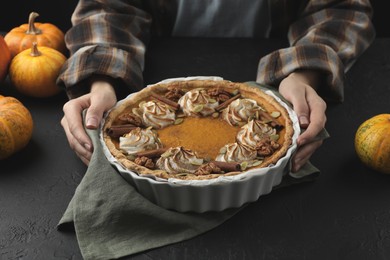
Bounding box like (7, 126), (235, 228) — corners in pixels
(9, 42), (66, 98)
(355, 114), (390, 174)
(0, 35), (11, 82)
(4, 12), (66, 58)
(0, 95), (34, 159)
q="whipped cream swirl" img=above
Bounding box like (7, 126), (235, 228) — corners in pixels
(119, 127), (162, 155)
(216, 142), (257, 163)
(156, 147), (204, 174)
(178, 88), (219, 116)
(222, 98), (263, 126)
(136, 100), (176, 129)
(236, 119), (277, 149)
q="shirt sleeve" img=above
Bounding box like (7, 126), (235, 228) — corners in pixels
(56, 0), (152, 99)
(256, 0), (376, 102)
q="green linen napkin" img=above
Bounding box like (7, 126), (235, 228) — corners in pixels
(57, 83), (329, 260)
(57, 128), (241, 260)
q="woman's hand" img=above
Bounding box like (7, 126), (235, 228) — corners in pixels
(279, 70), (327, 172)
(61, 80), (117, 165)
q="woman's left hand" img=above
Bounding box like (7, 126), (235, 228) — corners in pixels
(278, 70), (327, 172)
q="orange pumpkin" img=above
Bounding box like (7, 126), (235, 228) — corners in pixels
(0, 95), (34, 159)
(4, 12), (66, 58)
(0, 35), (11, 82)
(355, 114), (390, 174)
(9, 42), (66, 98)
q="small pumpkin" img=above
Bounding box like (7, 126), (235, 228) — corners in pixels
(0, 35), (11, 82)
(0, 95), (34, 160)
(355, 114), (390, 174)
(9, 42), (66, 98)
(4, 12), (66, 58)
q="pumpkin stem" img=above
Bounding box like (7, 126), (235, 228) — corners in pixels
(26, 12), (42, 35)
(30, 42), (42, 57)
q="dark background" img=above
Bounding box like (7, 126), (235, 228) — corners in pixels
(0, 0), (388, 38)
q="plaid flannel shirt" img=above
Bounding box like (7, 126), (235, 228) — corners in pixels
(57, 0), (375, 102)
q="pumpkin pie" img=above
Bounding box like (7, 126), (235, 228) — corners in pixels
(102, 79), (294, 180)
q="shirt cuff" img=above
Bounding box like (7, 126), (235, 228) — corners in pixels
(56, 45), (144, 99)
(256, 43), (345, 102)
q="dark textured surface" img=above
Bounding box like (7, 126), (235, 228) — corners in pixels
(1, 37), (390, 260)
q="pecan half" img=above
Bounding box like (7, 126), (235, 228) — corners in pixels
(134, 156), (155, 169)
(256, 137), (280, 157)
(195, 162), (222, 175)
(118, 113), (142, 126)
(165, 87), (185, 102)
(207, 88), (232, 103)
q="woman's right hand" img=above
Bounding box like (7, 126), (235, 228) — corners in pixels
(61, 80), (117, 165)
(278, 70), (327, 172)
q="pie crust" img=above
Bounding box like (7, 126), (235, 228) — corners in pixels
(102, 79), (294, 181)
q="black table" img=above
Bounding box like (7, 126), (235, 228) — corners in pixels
(1, 37), (390, 260)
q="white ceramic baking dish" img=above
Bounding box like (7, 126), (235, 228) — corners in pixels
(100, 77), (300, 213)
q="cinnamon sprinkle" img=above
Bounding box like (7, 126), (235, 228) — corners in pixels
(215, 93), (241, 111)
(107, 124), (137, 137)
(151, 93), (180, 110)
(210, 161), (241, 172)
(258, 111), (283, 129)
(136, 148), (169, 158)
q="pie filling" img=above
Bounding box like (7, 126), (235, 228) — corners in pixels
(157, 117), (239, 159)
(103, 80), (293, 180)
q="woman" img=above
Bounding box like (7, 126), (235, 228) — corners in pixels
(57, 0), (375, 171)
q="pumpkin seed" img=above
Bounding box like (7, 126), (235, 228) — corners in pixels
(270, 111), (281, 118)
(240, 161), (248, 171)
(251, 160), (263, 167)
(219, 146), (227, 154)
(174, 118), (184, 125)
(193, 104), (204, 113)
(127, 154), (136, 161)
(190, 158), (204, 166)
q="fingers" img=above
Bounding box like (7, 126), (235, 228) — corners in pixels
(298, 88), (327, 146)
(62, 97), (93, 165)
(85, 104), (103, 129)
(85, 81), (117, 129)
(282, 91), (325, 173)
(281, 84), (310, 129)
(61, 114), (92, 165)
(291, 140), (323, 172)
(84, 92), (107, 129)
(279, 71), (328, 172)
(287, 88), (326, 171)
(61, 81), (117, 165)
(62, 97), (93, 150)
